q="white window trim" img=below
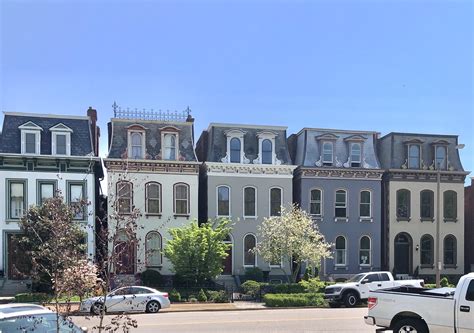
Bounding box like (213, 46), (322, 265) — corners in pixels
(350, 142), (362, 166)
(145, 182), (162, 215)
(269, 186), (283, 217)
(162, 131), (179, 161)
(359, 189), (372, 218)
(335, 235), (347, 267)
(243, 233), (257, 268)
(243, 186), (257, 219)
(334, 189), (348, 219)
(309, 188), (323, 217)
(359, 235), (372, 267)
(407, 144), (421, 169)
(173, 183), (190, 215)
(434, 145), (448, 170)
(216, 185), (231, 217)
(127, 129), (146, 159)
(145, 231), (163, 267)
(257, 131), (277, 165)
(21, 129), (41, 155)
(224, 129), (246, 163)
(322, 141), (334, 165)
(52, 132), (72, 156)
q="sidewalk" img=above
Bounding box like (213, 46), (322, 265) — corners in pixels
(162, 301), (266, 313)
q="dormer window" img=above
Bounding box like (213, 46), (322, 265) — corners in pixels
(160, 126), (180, 161)
(435, 146), (447, 170)
(50, 123), (73, 156)
(127, 124), (146, 160)
(350, 143), (361, 167)
(408, 144), (421, 169)
(322, 142), (333, 166)
(256, 131), (277, 165)
(19, 121), (42, 155)
(230, 138), (241, 163)
(261, 139), (273, 164)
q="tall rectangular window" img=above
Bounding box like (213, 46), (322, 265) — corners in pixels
(8, 180), (26, 220)
(322, 142), (333, 166)
(174, 183), (189, 215)
(55, 134), (67, 155)
(38, 181), (56, 205)
(420, 190), (434, 219)
(117, 181), (132, 214)
(146, 183), (161, 214)
(310, 189), (322, 216)
(270, 188), (282, 216)
(68, 182), (86, 220)
(217, 186), (230, 216)
(164, 134), (177, 160)
(335, 190), (347, 218)
(443, 191), (457, 220)
(25, 133), (37, 154)
(359, 191), (371, 218)
(244, 187), (256, 217)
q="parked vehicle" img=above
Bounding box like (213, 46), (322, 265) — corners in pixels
(0, 303), (86, 332)
(80, 286), (170, 314)
(364, 272), (474, 333)
(324, 271), (424, 307)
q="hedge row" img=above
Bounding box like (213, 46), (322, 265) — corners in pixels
(241, 278), (333, 296)
(263, 293), (327, 307)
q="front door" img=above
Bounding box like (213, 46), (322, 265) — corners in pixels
(7, 234), (31, 280)
(115, 241), (135, 274)
(222, 245), (232, 275)
(394, 233), (412, 275)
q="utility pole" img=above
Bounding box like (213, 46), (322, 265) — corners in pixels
(435, 162), (441, 288)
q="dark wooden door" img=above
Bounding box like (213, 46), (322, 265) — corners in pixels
(7, 234), (31, 280)
(222, 246), (232, 275)
(394, 233), (411, 274)
(115, 241), (135, 274)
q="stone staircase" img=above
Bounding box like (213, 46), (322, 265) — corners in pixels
(0, 279), (31, 296)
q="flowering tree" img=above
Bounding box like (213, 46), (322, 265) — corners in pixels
(256, 205), (332, 282)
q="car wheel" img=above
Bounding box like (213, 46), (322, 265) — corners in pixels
(91, 302), (105, 315)
(328, 302), (341, 308)
(146, 300), (161, 313)
(343, 291), (358, 308)
(392, 318), (428, 333)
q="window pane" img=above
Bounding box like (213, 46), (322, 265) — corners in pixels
(175, 200), (187, 214)
(70, 184), (84, 220)
(311, 189), (321, 201)
(176, 185), (188, 200)
(270, 188), (282, 216)
(335, 190), (346, 217)
(360, 191), (371, 217)
(10, 183), (25, 219)
(244, 187), (256, 216)
(25, 133), (36, 154)
(56, 134), (67, 154)
(164, 134), (177, 160)
(244, 235), (256, 266)
(146, 232), (162, 266)
(262, 139), (272, 164)
(443, 191), (457, 219)
(175, 184), (189, 214)
(147, 184), (160, 214)
(351, 143), (361, 165)
(397, 190), (410, 218)
(322, 142), (333, 164)
(40, 183), (54, 204)
(421, 236), (433, 265)
(117, 182), (132, 214)
(408, 145), (420, 169)
(218, 186), (230, 216)
(230, 138), (241, 163)
(436, 146), (446, 169)
(310, 189), (321, 215)
(420, 191), (434, 219)
(336, 236), (345, 249)
(444, 236), (456, 265)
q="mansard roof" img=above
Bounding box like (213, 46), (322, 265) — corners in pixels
(290, 128), (381, 169)
(0, 112), (93, 156)
(378, 132), (465, 171)
(107, 118), (197, 161)
(196, 123), (292, 164)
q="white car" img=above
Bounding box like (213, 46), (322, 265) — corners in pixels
(0, 303), (86, 332)
(80, 286), (170, 314)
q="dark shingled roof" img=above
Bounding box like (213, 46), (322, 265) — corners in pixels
(1, 114), (93, 156)
(107, 119), (197, 161)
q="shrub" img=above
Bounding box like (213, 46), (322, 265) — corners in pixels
(267, 283), (305, 294)
(440, 277), (454, 288)
(241, 280), (261, 297)
(197, 289), (208, 302)
(207, 290), (229, 303)
(14, 293), (50, 303)
(299, 278), (326, 293)
(244, 267), (264, 282)
(141, 269), (164, 288)
(263, 293), (327, 307)
(189, 297), (198, 303)
(169, 289), (181, 302)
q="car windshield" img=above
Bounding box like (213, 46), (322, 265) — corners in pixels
(347, 274), (366, 283)
(0, 313), (83, 332)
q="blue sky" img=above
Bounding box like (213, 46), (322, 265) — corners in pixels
(1, 0), (473, 185)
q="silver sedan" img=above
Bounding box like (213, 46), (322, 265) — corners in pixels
(80, 286), (171, 314)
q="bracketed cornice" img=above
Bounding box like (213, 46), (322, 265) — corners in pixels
(104, 158), (199, 174)
(296, 167), (383, 180)
(386, 168), (469, 183)
(204, 162), (296, 177)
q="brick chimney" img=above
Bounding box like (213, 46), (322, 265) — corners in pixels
(87, 107), (100, 156)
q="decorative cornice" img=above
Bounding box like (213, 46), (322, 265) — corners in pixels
(297, 167), (383, 180)
(386, 168), (468, 183)
(104, 158), (200, 174)
(204, 162), (296, 176)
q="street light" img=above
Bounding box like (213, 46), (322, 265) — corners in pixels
(435, 144), (464, 287)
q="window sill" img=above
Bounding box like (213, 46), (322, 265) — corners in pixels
(443, 265), (457, 269)
(396, 217), (411, 222)
(443, 218), (458, 223)
(334, 217), (348, 222)
(359, 265), (371, 269)
(420, 265), (434, 269)
(243, 216), (257, 220)
(5, 219), (20, 224)
(420, 218), (434, 223)
(145, 213), (162, 218)
(359, 217), (373, 223)
(174, 214), (190, 219)
(334, 265), (348, 270)
(243, 265), (256, 268)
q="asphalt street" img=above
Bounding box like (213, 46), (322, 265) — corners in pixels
(73, 307), (375, 333)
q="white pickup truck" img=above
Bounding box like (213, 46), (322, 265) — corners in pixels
(364, 272), (474, 333)
(324, 271), (424, 307)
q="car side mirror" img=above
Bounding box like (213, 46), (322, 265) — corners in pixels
(361, 279), (369, 284)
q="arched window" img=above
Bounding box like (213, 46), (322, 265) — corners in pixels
(145, 232), (162, 267)
(359, 190), (371, 218)
(130, 132), (143, 159)
(146, 182), (161, 214)
(420, 190), (434, 219)
(243, 234), (256, 266)
(270, 187), (282, 216)
(435, 146), (447, 170)
(420, 234), (434, 266)
(230, 138), (241, 163)
(351, 143), (361, 167)
(322, 142), (333, 165)
(115, 230), (135, 274)
(217, 186), (230, 216)
(444, 235), (457, 266)
(310, 189), (322, 216)
(174, 183), (189, 215)
(262, 139), (273, 164)
(335, 190), (347, 218)
(164, 134), (177, 160)
(359, 236), (371, 266)
(117, 181), (132, 214)
(335, 236), (346, 266)
(443, 190), (457, 220)
(396, 189), (410, 219)
(408, 145), (420, 169)
(244, 187), (256, 217)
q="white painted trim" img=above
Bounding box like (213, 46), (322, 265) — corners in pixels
(20, 130), (41, 155)
(322, 141), (334, 165)
(335, 235), (348, 267)
(49, 123), (74, 133)
(52, 132), (71, 156)
(269, 186), (283, 217)
(359, 189), (372, 218)
(216, 185), (231, 217)
(334, 188), (348, 218)
(359, 235), (372, 267)
(161, 131), (180, 161)
(350, 142), (362, 166)
(309, 187), (323, 217)
(128, 129), (146, 159)
(243, 233), (257, 267)
(242, 185), (257, 219)
(208, 123), (287, 132)
(407, 143), (421, 169)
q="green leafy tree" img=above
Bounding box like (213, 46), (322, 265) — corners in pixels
(164, 219), (231, 286)
(256, 204), (332, 283)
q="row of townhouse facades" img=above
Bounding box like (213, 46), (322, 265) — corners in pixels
(0, 107), (472, 292)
